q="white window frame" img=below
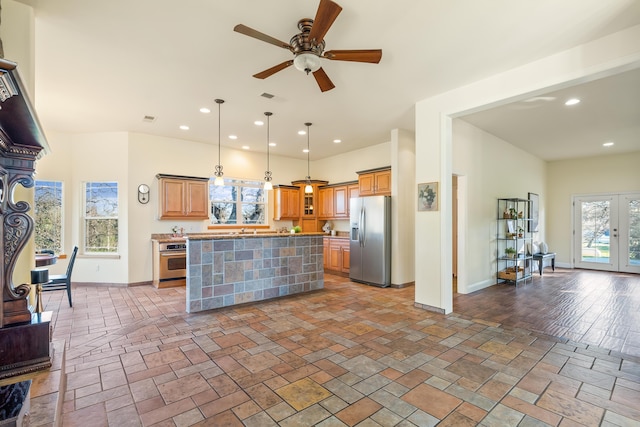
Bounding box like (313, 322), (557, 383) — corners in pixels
(209, 178), (268, 227)
(83, 181), (119, 254)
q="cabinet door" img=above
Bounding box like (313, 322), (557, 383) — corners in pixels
(185, 180), (209, 218)
(340, 243), (350, 273)
(347, 184), (359, 216)
(160, 179), (186, 218)
(334, 186), (348, 218)
(273, 188), (285, 220)
(329, 241), (342, 271)
(375, 170), (391, 195)
(318, 187), (334, 219)
(288, 189), (300, 218)
(301, 218), (318, 232)
(358, 173), (375, 196)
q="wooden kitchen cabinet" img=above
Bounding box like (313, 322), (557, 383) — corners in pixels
(318, 187), (334, 219)
(157, 174), (209, 220)
(273, 185), (300, 220)
(357, 167), (391, 196)
(324, 237), (350, 275)
(291, 179), (328, 232)
(318, 181), (358, 220)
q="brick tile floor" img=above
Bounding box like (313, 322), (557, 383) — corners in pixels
(37, 271), (640, 426)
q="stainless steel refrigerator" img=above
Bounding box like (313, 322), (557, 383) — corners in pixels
(350, 195), (391, 287)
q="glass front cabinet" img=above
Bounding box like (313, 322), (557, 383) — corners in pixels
(496, 198), (533, 285)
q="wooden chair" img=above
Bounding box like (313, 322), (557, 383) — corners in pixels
(42, 246), (78, 307)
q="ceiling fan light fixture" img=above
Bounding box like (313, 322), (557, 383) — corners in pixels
(294, 53), (321, 74)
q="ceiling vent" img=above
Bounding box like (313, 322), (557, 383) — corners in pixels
(142, 115), (156, 123)
(260, 93), (274, 99)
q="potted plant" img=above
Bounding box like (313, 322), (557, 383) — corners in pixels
(509, 207), (517, 219)
(505, 247), (517, 259)
(517, 227), (524, 238)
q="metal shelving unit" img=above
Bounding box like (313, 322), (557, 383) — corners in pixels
(496, 198), (533, 285)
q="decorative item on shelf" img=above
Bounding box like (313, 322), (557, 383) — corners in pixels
(137, 184), (150, 204)
(322, 221), (332, 234)
(505, 247), (517, 259)
(213, 98), (225, 186)
(304, 122), (313, 193)
(503, 207), (510, 219)
(263, 111), (274, 190)
(518, 211), (523, 218)
(509, 207), (517, 219)
(517, 227), (524, 238)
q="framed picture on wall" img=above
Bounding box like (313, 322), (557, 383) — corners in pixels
(418, 182), (438, 211)
(528, 192), (539, 232)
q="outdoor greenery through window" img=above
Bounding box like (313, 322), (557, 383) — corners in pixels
(34, 180), (63, 253)
(84, 182), (119, 253)
(209, 178), (266, 225)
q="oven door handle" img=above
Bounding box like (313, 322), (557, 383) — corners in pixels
(160, 252), (186, 257)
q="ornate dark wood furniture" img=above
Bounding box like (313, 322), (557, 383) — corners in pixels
(0, 58), (51, 379)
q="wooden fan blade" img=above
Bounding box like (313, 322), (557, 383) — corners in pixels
(308, 0), (342, 44)
(253, 61), (294, 79)
(323, 49), (382, 63)
(312, 68), (335, 92)
(234, 24), (292, 50)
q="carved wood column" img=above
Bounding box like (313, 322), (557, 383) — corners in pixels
(0, 58), (49, 328)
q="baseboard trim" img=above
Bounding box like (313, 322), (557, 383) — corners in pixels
(391, 281), (414, 289)
(458, 279), (494, 294)
(414, 302), (445, 314)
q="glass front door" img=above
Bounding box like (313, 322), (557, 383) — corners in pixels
(574, 193), (640, 274)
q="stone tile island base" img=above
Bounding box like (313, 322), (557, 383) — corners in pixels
(186, 233), (324, 312)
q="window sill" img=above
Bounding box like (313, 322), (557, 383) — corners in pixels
(207, 225), (270, 230)
(78, 253), (121, 260)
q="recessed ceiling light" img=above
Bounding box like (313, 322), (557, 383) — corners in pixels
(333, 139), (341, 144)
(603, 141), (614, 147)
(179, 125), (189, 130)
(229, 135), (238, 140)
(303, 148), (309, 153)
(269, 142), (276, 147)
(242, 145), (250, 150)
(254, 120), (264, 126)
(298, 130), (307, 135)
(199, 107), (211, 114)
(565, 98), (580, 106)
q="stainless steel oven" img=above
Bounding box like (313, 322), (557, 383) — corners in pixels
(158, 242), (187, 282)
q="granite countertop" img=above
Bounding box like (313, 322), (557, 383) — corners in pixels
(151, 232), (325, 242)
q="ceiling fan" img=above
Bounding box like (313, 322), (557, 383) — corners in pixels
(233, 0), (382, 92)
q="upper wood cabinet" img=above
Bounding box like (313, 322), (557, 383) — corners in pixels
(357, 167), (391, 196)
(317, 181), (358, 220)
(318, 187), (334, 219)
(273, 185), (300, 220)
(157, 174), (209, 220)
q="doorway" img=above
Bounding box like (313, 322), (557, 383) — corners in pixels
(573, 193), (640, 274)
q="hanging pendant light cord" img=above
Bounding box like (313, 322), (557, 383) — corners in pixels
(214, 99), (224, 181)
(306, 122), (312, 180)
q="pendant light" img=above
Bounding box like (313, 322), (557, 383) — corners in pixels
(304, 122), (313, 193)
(213, 98), (225, 186)
(263, 111), (273, 190)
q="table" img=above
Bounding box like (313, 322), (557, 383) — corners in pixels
(35, 254), (57, 267)
(532, 252), (555, 275)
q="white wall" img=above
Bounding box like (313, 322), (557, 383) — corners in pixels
(391, 129), (415, 286)
(452, 119), (546, 293)
(546, 151), (640, 265)
(415, 24), (640, 313)
(1, 0), (35, 94)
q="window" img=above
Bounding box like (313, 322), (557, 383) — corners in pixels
(209, 178), (266, 225)
(84, 181), (118, 253)
(34, 180), (63, 253)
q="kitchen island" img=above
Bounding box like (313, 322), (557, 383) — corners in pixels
(185, 232), (324, 313)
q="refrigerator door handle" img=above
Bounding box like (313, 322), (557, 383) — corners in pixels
(360, 207), (366, 247)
